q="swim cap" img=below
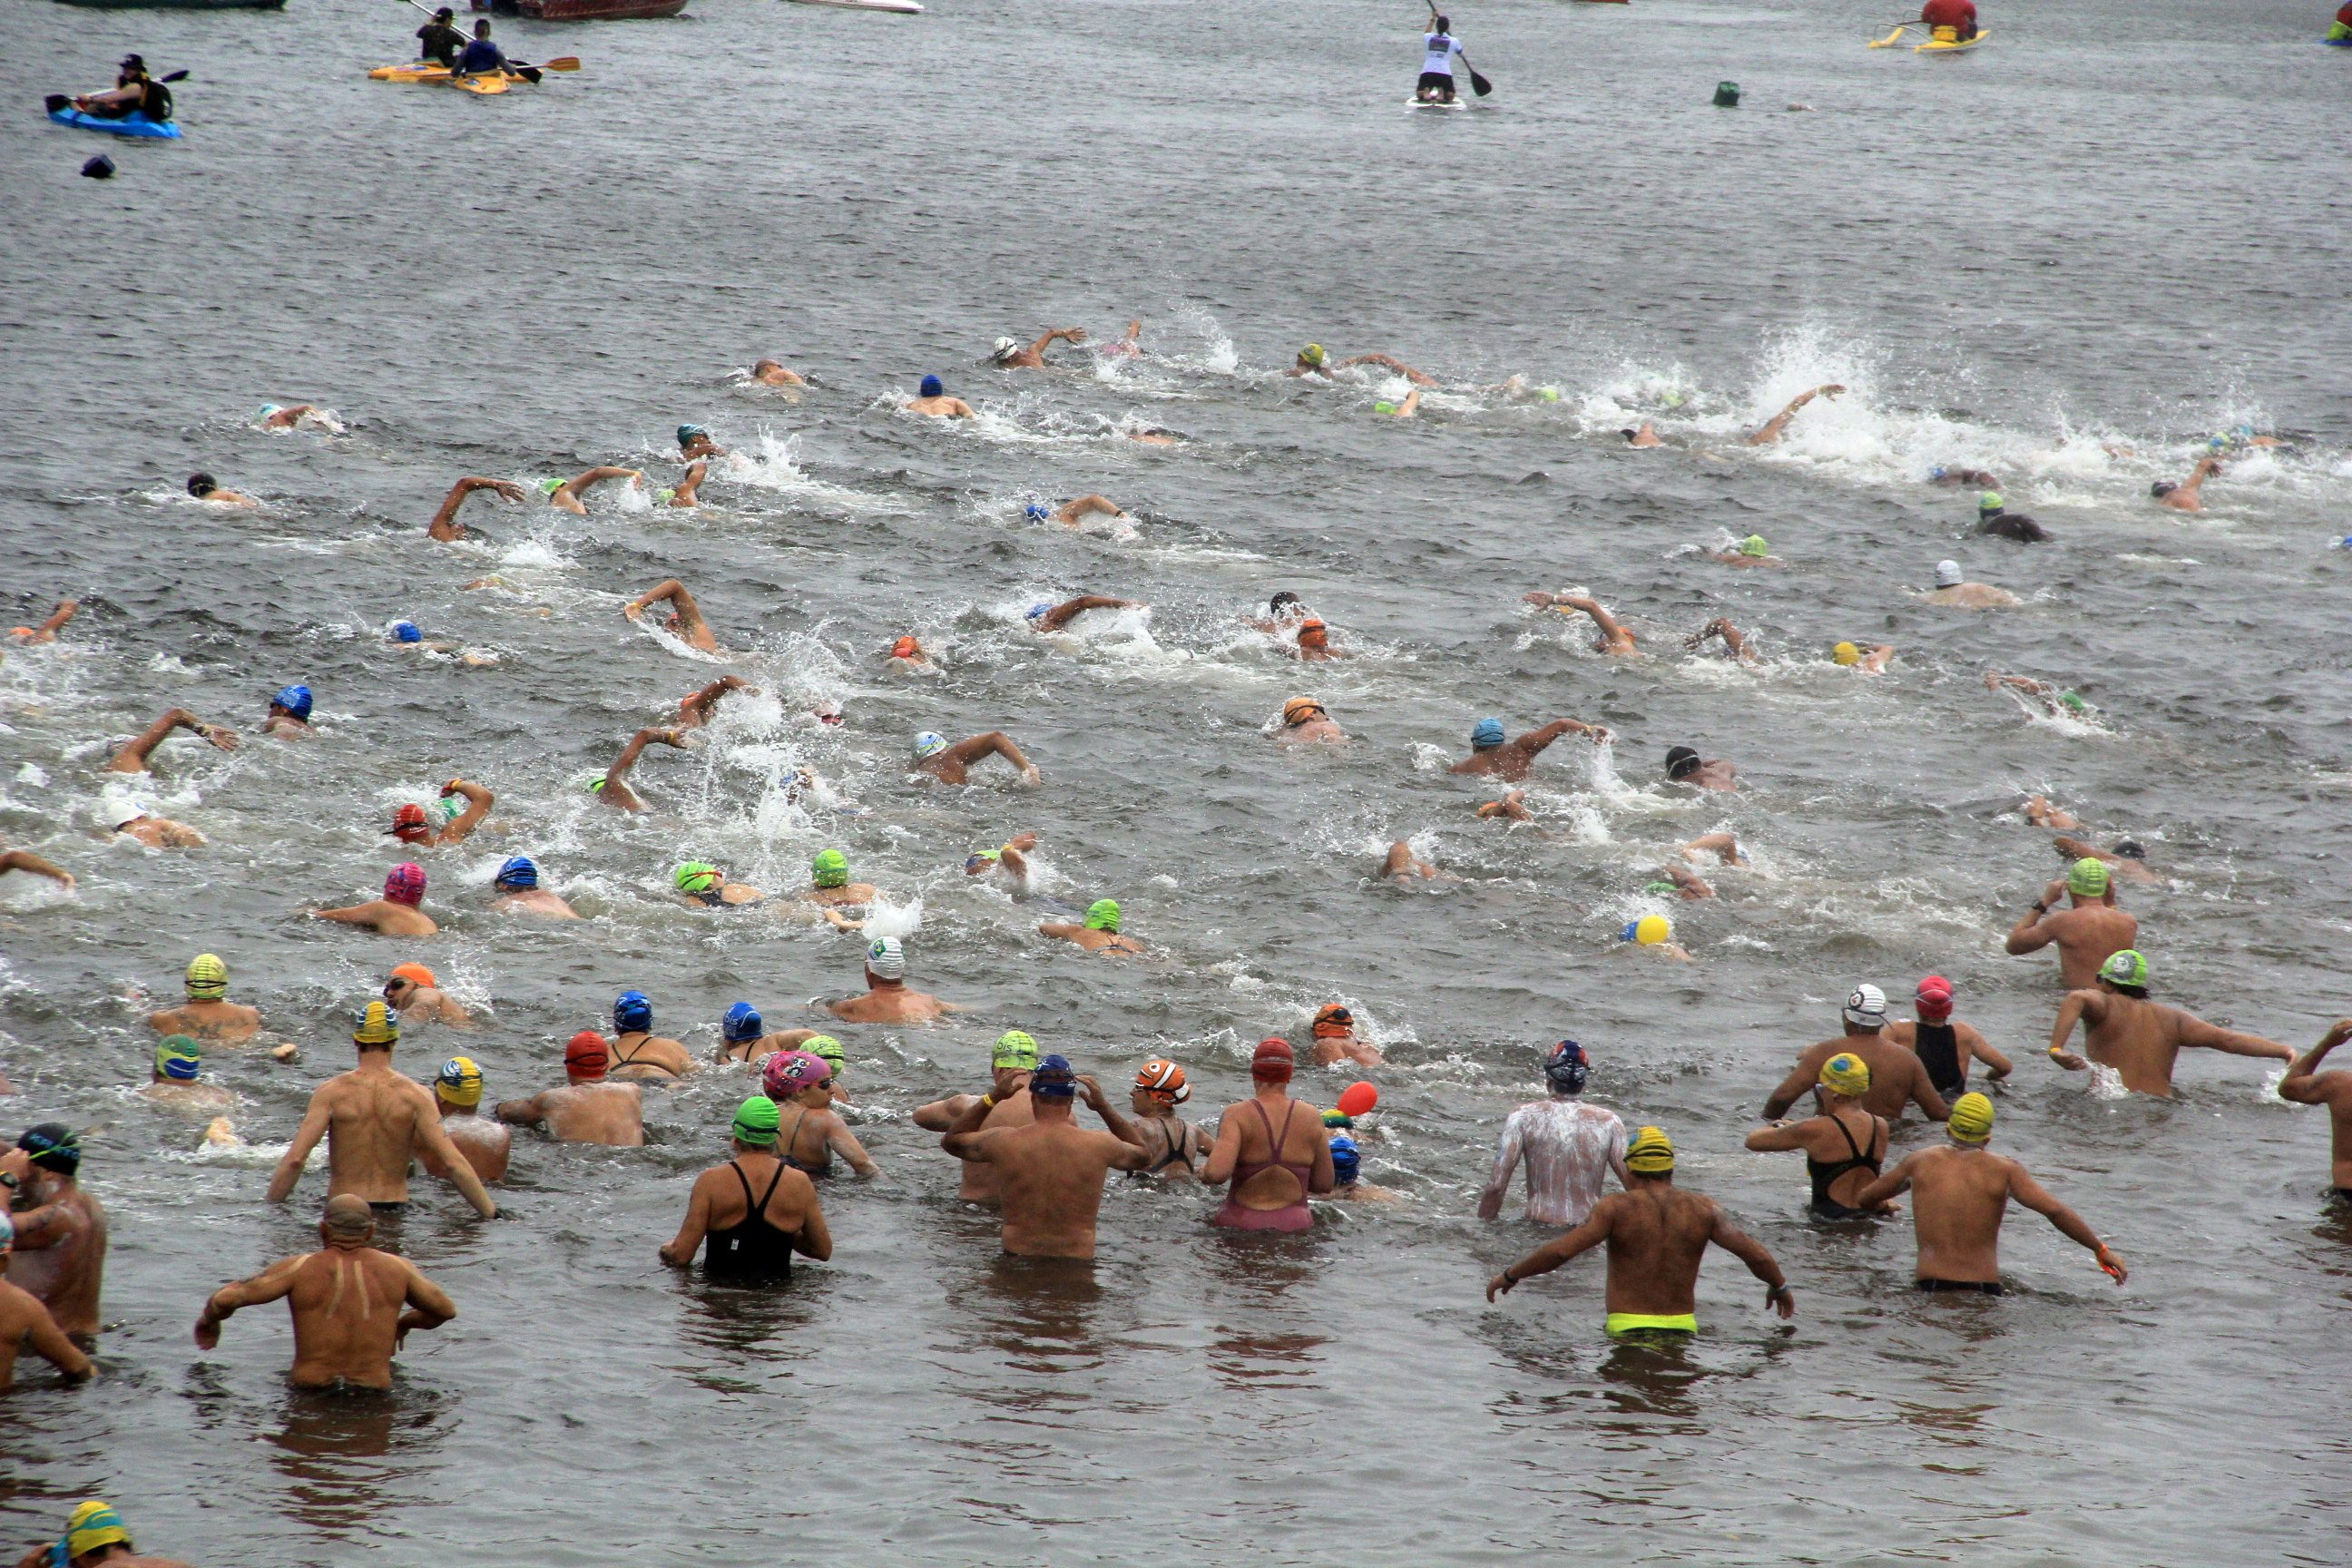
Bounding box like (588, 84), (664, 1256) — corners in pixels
(723, 1003), (764, 1044)
(613, 990), (653, 1034)
(1832, 642), (1861, 666)
(1820, 1053), (1871, 1098)
(732, 1094), (781, 1147)
(993, 336), (1021, 360)
(1299, 344), (1328, 368)
(1135, 1059), (1189, 1102)
(1623, 915), (1671, 947)
(188, 473), (218, 497)
(64, 1503), (131, 1562)
(1540, 387), (1561, 402)
(18, 1123), (79, 1176)
(1024, 503), (1050, 521)
(1083, 898), (1122, 933)
(762, 1050), (830, 1097)
(1625, 1126), (1674, 1174)
(1312, 1004), (1354, 1038)
(2112, 839), (2146, 860)
(965, 848), (1001, 870)
(1843, 984), (1887, 1028)
(1934, 560), (1964, 589)
(1297, 619), (1328, 644)
(436, 1056), (483, 1106)
(495, 856), (538, 890)
(1545, 1039), (1590, 1094)
(993, 1030), (1040, 1070)
(384, 863), (426, 906)
(677, 424), (707, 447)
(1373, 400), (1398, 416)
(913, 731), (949, 760)
(390, 802), (431, 841)
(1252, 1036), (1296, 1083)
(354, 999), (400, 1048)
(1641, 881), (1681, 895)
(865, 936), (906, 981)
(156, 1036), (201, 1082)
(1977, 492), (2004, 514)
(1947, 1092), (1994, 1143)
(2099, 949), (2149, 990)
(2067, 858), (2112, 897)
(186, 953), (229, 1000)
(1664, 745), (1702, 782)
(811, 849), (849, 889)
(1739, 534), (1769, 557)
(807, 1034), (846, 1073)
(1029, 1053), (1078, 1098)
(392, 620), (424, 643)
(2150, 481), (2178, 498)
(918, 375), (944, 397)
(1282, 697), (1324, 725)
(271, 684), (314, 721)
(891, 635), (922, 659)
(389, 962), (437, 990)
(1915, 975), (1954, 1022)
(1471, 717), (1506, 750)
(539, 476), (565, 495)
(1329, 1133), (1361, 1187)
(1930, 466), (1947, 481)
(1270, 592), (1302, 612)
(2058, 691), (2088, 715)
(564, 1030), (609, 1077)
(674, 861), (720, 895)
(1024, 602), (1053, 622)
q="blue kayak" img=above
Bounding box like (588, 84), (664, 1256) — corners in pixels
(47, 106), (181, 138)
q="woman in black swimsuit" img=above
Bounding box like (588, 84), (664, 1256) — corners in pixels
(1743, 1053), (1890, 1220)
(1125, 1059), (1202, 1181)
(660, 1097), (832, 1283)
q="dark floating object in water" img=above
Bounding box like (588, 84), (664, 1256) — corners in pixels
(81, 153), (115, 179)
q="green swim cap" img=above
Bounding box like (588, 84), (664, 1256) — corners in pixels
(2059, 691), (2088, 715)
(811, 848), (849, 889)
(674, 860), (720, 894)
(2099, 948), (2148, 989)
(1300, 344), (1327, 368)
(655, 488), (677, 505)
(731, 1095), (780, 1146)
(1374, 401), (1398, 416)
(1978, 492), (2004, 513)
(805, 1034), (846, 1070)
(2066, 858), (2111, 897)
(538, 476), (564, 495)
(1539, 387), (1561, 402)
(993, 1030), (1040, 1070)
(1740, 534), (1769, 557)
(1083, 898), (1121, 933)
(1641, 880), (1681, 895)
(585, 776), (608, 794)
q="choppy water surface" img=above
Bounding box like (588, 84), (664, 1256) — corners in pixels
(3, 0), (2348, 1561)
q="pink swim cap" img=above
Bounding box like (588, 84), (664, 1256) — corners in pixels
(761, 1050), (831, 1097)
(384, 862), (426, 906)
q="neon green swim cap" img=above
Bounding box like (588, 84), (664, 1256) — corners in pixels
(1374, 401), (1398, 416)
(2066, 858), (2111, 897)
(811, 849), (849, 889)
(1539, 387), (1561, 402)
(2099, 948), (2149, 989)
(731, 1095), (780, 1146)
(674, 861), (720, 894)
(1740, 534), (1769, 557)
(993, 1030), (1040, 1070)
(538, 476), (564, 495)
(1978, 492), (2004, 512)
(1083, 898), (1121, 933)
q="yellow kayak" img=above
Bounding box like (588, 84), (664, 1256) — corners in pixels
(1916, 26), (1989, 51)
(366, 63), (521, 93)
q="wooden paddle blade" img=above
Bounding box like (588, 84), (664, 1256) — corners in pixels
(539, 55), (581, 70)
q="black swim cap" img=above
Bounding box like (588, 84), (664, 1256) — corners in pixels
(2151, 481), (2177, 498)
(2112, 839), (2146, 860)
(1664, 746), (1701, 781)
(186, 473), (216, 497)
(18, 1122), (81, 1175)
(1270, 592), (1302, 611)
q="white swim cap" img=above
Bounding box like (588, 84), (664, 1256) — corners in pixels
(1934, 560), (1963, 588)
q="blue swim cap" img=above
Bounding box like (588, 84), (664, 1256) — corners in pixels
(1030, 1053), (1078, 1098)
(723, 1001), (763, 1043)
(1025, 603), (1053, 621)
(1545, 1039), (1590, 1094)
(271, 684), (313, 721)
(392, 621), (423, 643)
(1929, 466), (1947, 480)
(919, 375), (944, 398)
(1471, 717), (1506, 750)
(1024, 503), (1050, 521)
(1621, 922), (1641, 943)
(677, 424), (706, 446)
(1329, 1133), (1361, 1187)
(613, 990), (652, 1034)
(494, 855), (538, 890)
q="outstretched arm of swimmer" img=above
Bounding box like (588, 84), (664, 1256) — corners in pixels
(1475, 1122), (1526, 1220)
(910, 1093), (979, 1132)
(265, 1097), (335, 1201)
(107, 709), (236, 773)
(2044, 991), (2097, 1071)
(668, 460), (708, 508)
(494, 1092), (554, 1128)
(1742, 1119), (1816, 1153)
(677, 676), (749, 727)
(1557, 596), (1632, 649)
(0, 850), (74, 888)
(1486, 1205), (1613, 1300)
(311, 901), (387, 928)
(569, 466), (642, 495)
(2008, 1167), (2124, 1282)
(1037, 921), (1083, 940)
(659, 1174), (716, 1266)
(1708, 1208), (1794, 1314)
(2280, 1021), (2352, 1104)
(2174, 1013), (2295, 1063)
(426, 476), (526, 540)
(1037, 596), (1138, 632)
(436, 779), (494, 845)
(195, 1254), (305, 1348)
(603, 727), (686, 805)
(1746, 385), (1845, 446)
(1338, 354), (1436, 387)
(1054, 495), (1125, 524)
(413, 1105), (498, 1218)
(1762, 1046), (1832, 1121)
(944, 731), (1039, 782)
(624, 579), (701, 627)
(1687, 619), (1758, 664)
(11, 599), (78, 642)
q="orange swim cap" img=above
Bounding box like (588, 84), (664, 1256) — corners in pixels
(1134, 1059), (1190, 1103)
(389, 962), (437, 990)
(891, 636), (920, 659)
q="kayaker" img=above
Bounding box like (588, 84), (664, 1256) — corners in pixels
(76, 56), (172, 123)
(1916, 0), (1978, 43)
(1417, 15), (1467, 104)
(455, 20), (507, 79)
(416, 7), (466, 69)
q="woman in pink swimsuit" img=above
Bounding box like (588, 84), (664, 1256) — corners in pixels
(1203, 1038), (1335, 1231)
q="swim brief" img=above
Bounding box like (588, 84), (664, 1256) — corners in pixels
(1605, 1312), (1698, 1337)
(1915, 1278), (2002, 1295)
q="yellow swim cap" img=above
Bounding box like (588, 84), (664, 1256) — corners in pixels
(1633, 914), (1671, 946)
(1832, 642), (1860, 667)
(66, 1501), (131, 1559)
(2066, 857), (2111, 897)
(1949, 1092), (1994, 1143)
(1820, 1053), (1871, 1098)
(436, 1056), (484, 1107)
(1299, 344), (1328, 368)
(353, 999), (399, 1048)
(186, 952), (229, 999)
(1625, 1125), (1675, 1173)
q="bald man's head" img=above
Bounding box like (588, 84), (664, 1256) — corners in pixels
(322, 1194), (376, 1238)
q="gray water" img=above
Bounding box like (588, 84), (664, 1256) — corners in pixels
(3, 0), (2349, 1561)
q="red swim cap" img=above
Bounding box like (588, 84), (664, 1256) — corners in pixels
(384, 862), (426, 906)
(564, 1030), (609, 1078)
(1252, 1037), (1295, 1081)
(389, 803), (430, 841)
(1916, 975), (1954, 1021)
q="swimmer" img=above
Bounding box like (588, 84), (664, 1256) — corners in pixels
(1832, 641), (1895, 673)
(104, 707), (238, 774)
(2279, 1021), (2352, 1200)
(422, 1057), (506, 1184)
(1678, 832), (1746, 867)
(1685, 618), (1760, 665)
(1026, 593), (1144, 632)
(425, 475), (529, 542)
(2021, 795), (2082, 830)
(260, 684), (315, 740)
(184, 473), (257, 508)
(1250, 592), (1313, 633)
(885, 634), (933, 670)
(1524, 592), (1638, 654)
(387, 779), (495, 848)
(0, 1210), (94, 1393)
(1291, 617), (1347, 660)
(913, 730), (1041, 785)
(1984, 671), (2093, 721)
(1655, 863), (1714, 900)
(1854, 1093), (2125, 1293)
(1885, 975), (2012, 1100)
(1928, 466), (2000, 489)
(21, 1501), (194, 1567)
(1029, 495), (1131, 530)
(494, 1032), (645, 1145)
(1478, 1042), (1627, 1227)
(489, 855), (577, 918)
(1921, 559), (2020, 608)
(1039, 897), (1143, 956)
(622, 578), (720, 653)
(1618, 914), (1692, 961)
(309, 863), (437, 937)
(1340, 352), (1438, 386)
(2004, 858), (2137, 990)
(1485, 1127), (1794, 1336)
(1622, 421), (1664, 448)
(256, 403), (331, 431)
(1975, 492), (2052, 543)
(1744, 1054), (1893, 1220)
(601, 991), (694, 1082)
(1663, 744), (1737, 793)
(148, 954), (260, 1042)
(913, 1032), (1044, 1200)
(827, 936), (956, 1024)
(196, 1193), (459, 1389)
(942, 1054), (1151, 1258)
(1745, 384), (1845, 446)
(1327, 1133), (1399, 1201)
(2044, 949), (2291, 1097)
(1381, 840), (1440, 881)
(965, 831), (1040, 888)
(7, 599), (77, 645)
(759, 1052), (876, 1177)
(1273, 696), (1346, 744)
(1475, 789), (1532, 822)
(1450, 716), (1611, 779)
(664, 460), (709, 509)
(0, 848), (73, 889)
(2151, 456), (2221, 514)
(675, 424), (723, 460)
(546, 466), (642, 515)
(1286, 345), (1338, 379)
(592, 726), (688, 812)
(674, 860), (765, 909)
(750, 358), (807, 387)
(1310, 1004), (1383, 1067)
(1703, 535), (1780, 569)
(381, 963), (468, 1026)
(1103, 318), (1143, 359)
(989, 327), (1090, 370)
(800, 849), (877, 914)
(5, 1126), (108, 1348)
(906, 374), (975, 417)
(265, 1003), (497, 1215)
(659, 1098), (832, 1279)
(717, 1004), (790, 1064)
(1202, 1038), (1334, 1232)
(1127, 1060), (1204, 1180)
(674, 675), (752, 731)
(1371, 387), (1425, 418)
(2049, 834), (2158, 886)
(1763, 985), (1951, 1123)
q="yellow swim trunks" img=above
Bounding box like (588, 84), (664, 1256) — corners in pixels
(1605, 1312), (1698, 1338)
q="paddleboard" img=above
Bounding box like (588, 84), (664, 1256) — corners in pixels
(1916, 27), (1989, 51)
(1406, 95), (1466, 109)
(788, 0), (924, 12)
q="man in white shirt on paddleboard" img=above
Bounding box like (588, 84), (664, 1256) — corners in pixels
(1417, 16), (1465, 103)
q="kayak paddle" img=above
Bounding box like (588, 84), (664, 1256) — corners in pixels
(1867, 21), (1913, 45)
